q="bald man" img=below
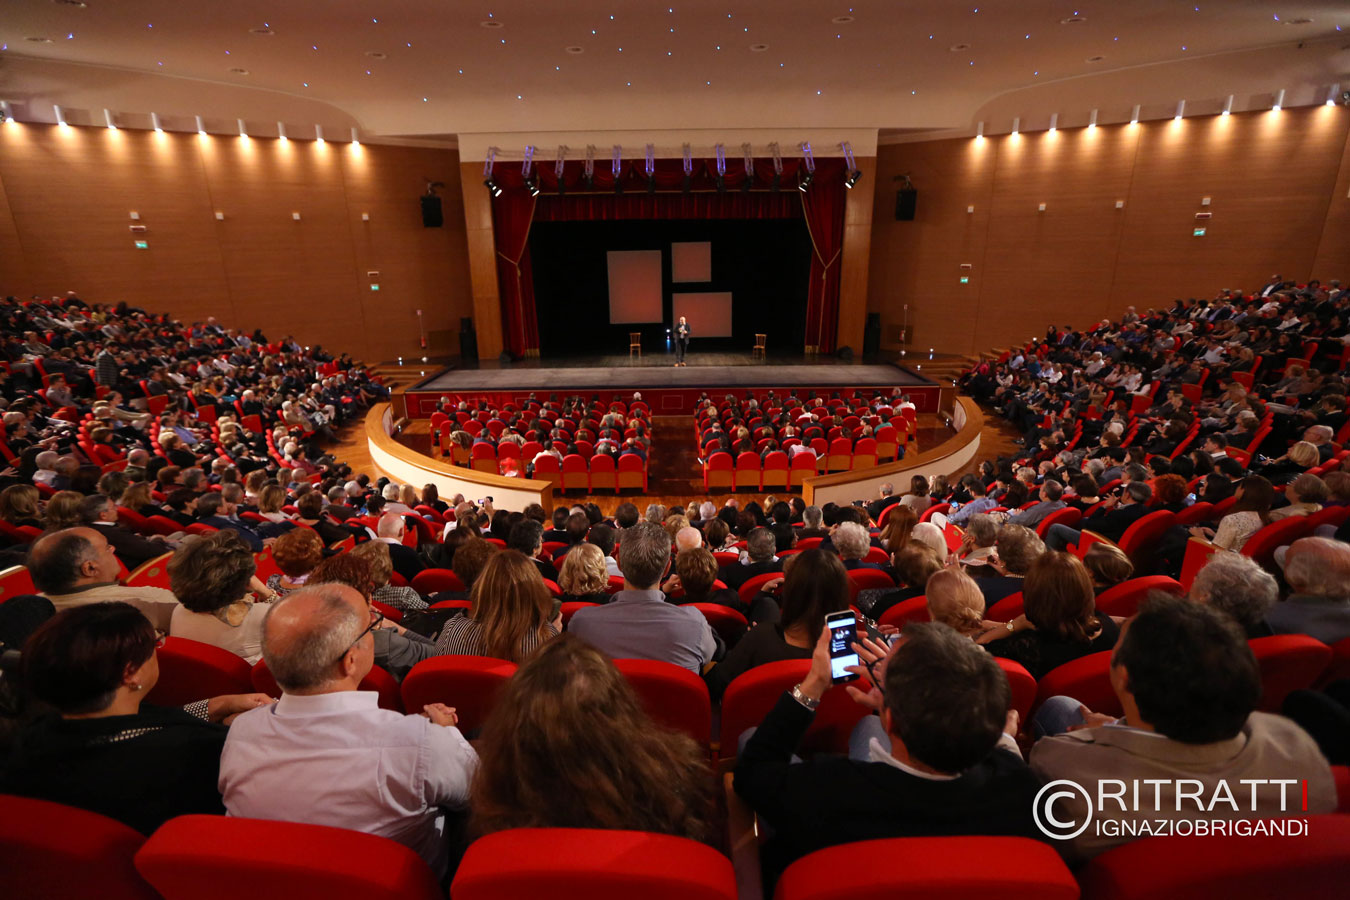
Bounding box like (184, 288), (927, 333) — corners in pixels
(375, 511), (426, 582)
(1266, 537), (1350, 644)
(27, 527), (179, 631)
(219, 584), (476, 879)
(674, 526), (703, 556)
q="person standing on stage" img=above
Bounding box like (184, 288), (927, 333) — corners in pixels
(675, 316), (691, 367)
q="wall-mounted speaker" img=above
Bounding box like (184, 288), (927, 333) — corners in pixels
(895, 189), (918, 221)
(420, 195), (444, 228)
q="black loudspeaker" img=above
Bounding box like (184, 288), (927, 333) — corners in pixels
(895, 188), (918, 221)
(420, 195), (444, 228)
(836, 345), (854, 361)
(863, 313), (882, 356)
(459, 318), (476, 359)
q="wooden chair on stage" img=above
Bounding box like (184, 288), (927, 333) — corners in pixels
(752, 333), (767, 358)
(629, 332), (641, 357)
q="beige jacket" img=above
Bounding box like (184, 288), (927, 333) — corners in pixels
(42, 583), (181, 632)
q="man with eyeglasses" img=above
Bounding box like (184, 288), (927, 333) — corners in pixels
(219, 583), (477, 879)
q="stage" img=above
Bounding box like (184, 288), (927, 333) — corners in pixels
(401, 351), (942, 417)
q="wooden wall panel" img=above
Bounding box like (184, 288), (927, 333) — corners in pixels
(0, 124), (471, 362)
(868, 107), (1350, 357)
(0, 126), (231, 320)
(459, 160), (504, 360)
(1311, 118), (1350, 284)
(339, 145), (473, 363)
(837, 156), (876, 355)
(868, 138), (996, 356)
(975, 124), (1139, 349)
(1110, 107), (1349, 307)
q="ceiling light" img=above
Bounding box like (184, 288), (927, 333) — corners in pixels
(1088, 109), (1098, 128)
(350, 127), (360, 144)
(237, 118), (248, 138)
(1011, 117), (1020, 135)
(54, 105), (67, 126)
(196, 115), (206, 135)
(103, 108), (116, 130)
(1222, 94), (1233, 115)
(151, 112), (163, 132)
(1048, 113), (1058, 132)
(1271, 88), (1285, 112)
(1174, 99), (1186, 121)
(1130, 104), (1140, 125)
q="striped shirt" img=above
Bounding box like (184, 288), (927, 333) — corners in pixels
(434, 614), (558, 661)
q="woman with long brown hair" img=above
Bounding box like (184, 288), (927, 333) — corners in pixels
(1190, 474), (1274, 551)
(470, 634), (714, 842)
(978, 551), (1119, 678)
(436, 550), (560, 662)
(878, 504), (917, 552)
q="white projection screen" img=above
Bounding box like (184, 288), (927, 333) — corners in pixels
(672, 292), (733, 338)
(606, 250), (663, 324)
(671, 242), (712, 282)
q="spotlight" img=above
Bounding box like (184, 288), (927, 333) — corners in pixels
(0, 101), (13, 124)
(1271, 89), (1284, 113)
(644, 143), (656, 193)
(611, 144), (623, 194)
(797, 141), (816, 192)
(151, 112), (163, 132)
(797, 170), (813, 192)
(840, 140), (862, 189)
(714, 143), (727, 191)
(1222, 95), (1233, 116)
(844, 169), (863, 189)
(1326, 85), (1341, 107)
(525, 176), (540, 197)
(483, 178), (502, 197)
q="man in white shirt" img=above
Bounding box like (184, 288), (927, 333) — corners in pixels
(220, 584), (477, 879)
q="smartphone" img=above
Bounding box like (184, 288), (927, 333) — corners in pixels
(825, 611), (861, 684)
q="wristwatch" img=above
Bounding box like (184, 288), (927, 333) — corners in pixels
(1006, 619), (1016, 632)
(790, 684), (820, 711)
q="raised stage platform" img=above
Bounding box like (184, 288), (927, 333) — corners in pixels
(402, 352), (942, 417)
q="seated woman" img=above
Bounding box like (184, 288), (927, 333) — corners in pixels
(924, 567), (987, 638)
(42, 490), (86, 531)
(168, 531), (272, 663)
(0, 483), (42, 529)
(255, 484), (292, 524)
(266, 527), (325, 595)
(471, 635), (713, 842)
(663, 547), (745, 615)
(1253, 440), (1320, 486)
(978, 551), (1120, 679)
(555, 542), (611, 605)
(704, 549), (849, 701)
(1268, 472), (1328, 521)
(436, 550), (561, 663)
(865, 543), (943, 620)
(1151, 473), (1190, 514)
(1082, 543), (1134, 594)
(878, 505), (917, 552)
(0, 603), (268, 834)
(350, 539), (427, 612)
(1190, 475), (1273, 551)
(899, 474), (933, 514)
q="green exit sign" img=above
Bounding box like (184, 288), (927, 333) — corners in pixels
(1193, 227), (1206, 237)
(370, 284), (380, 291)
(134, 240), (149, 250)
(959, 276), (970, 284)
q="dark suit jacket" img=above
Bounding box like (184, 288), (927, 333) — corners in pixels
(200, 516), (264, 552)
(384, 540), (426, 583)
(1080, 502), (1153, 543)
(92, 522), (165, 569)
(718, 558), (783, 592)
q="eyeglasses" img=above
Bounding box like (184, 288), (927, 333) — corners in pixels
(334, 608), (382, 663)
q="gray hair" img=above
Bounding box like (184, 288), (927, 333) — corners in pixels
(995, 525), (1046, 575)
(643, 503), (668, 524)
(382, 483), (402, 501)
(742, 526), (774, 563)
(617, 520), (671, 589)
(698, 501), (716, 522)
(1190, 552), (1278, 631)
(1284, 537), (1350, 602)
(803, 505), (823, 528)
(833, 522), (871, 560)
(261, 585), (366, 692)
(344, 480), (363, 497)
(965, 514), (998, 548)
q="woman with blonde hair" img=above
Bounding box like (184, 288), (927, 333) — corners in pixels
(1082, 543), (1134, 592)
(351, 540), (428, 612)
(0, 484), (42, 528)
(470, 634), (713, 842)
(119, 482), (156, 520)
(556, 542), (610, 604)
(42, 491), (85, 531)
(400, 484), (421, 510)
(436, 550), (560, 662)
(924, 568), (986, 637)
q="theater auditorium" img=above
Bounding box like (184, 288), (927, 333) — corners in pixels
(1, 2), (1349, 897)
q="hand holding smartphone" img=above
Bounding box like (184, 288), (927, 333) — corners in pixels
(826, 610), (861, 684)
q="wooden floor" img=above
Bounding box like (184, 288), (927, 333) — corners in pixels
(329, 402), (1024, 515)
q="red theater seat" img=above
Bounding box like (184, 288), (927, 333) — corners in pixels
(589, 454), (617, 492)
(145, 636), (253, 707)
(774, 836), (1078, 900)
(452, 828), (737, 900)
(719, 659), (868, 760)
(399, 655), (518, 733)
(734, 451), (761, 490)
(0, 794), (158, 900)
(705, 451), (734, 492)
(1034, 650), (1121, 717)
(1095, 575), (1184, 618)
(135, 815), (442, 900)
(612, 658), (712, 750)
(1249, 635), (1332, 712)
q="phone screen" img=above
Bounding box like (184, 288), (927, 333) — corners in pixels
(827, 613), (860, 684)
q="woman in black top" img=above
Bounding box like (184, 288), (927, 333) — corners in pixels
(0, 602), (269, 834)
(704, 549), (849, 701)
(978, 551), (1119, 680)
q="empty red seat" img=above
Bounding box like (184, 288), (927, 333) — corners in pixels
(761, 450), (790, 489)
(617, 453), (648, 490)
(1078, 815), (1350, 900)
(789, 451), (818, 486)
(560, 453), (589, 492)
(612, 658), (712, 750)
(400, 655), (518, 733)
(775, 836), (1078, 900)
(845, 568), (894, 601)
(452, 827), (736, 900)
(826, 438), (853, 472)
(589, 454), (617, 492)
(1033, 650), (1121, 717)
(0, 794), (158, 900)
(145, 636), (254, 707)
(704, 451), (734, 492)
(732, 451), (761, 490)
(851, 437), (878, 469)
(470, 442), (497, 473)
(134, 815), (442, 900)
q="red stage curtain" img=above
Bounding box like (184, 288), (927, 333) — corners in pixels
(486, 157), (846, 355)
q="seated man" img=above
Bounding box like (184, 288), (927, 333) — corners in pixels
(80, 493), (166, 569)
(196, 492), (264, 552)
(717, 526), (782, 591)
(1265, 537), (1350, 644)
(1043, 481), (1153, 551)
(27, 527), (180, 631)
(734, 623), (1040, 887)
(219, 584), (477, 879)
(568, 520), (716, 673)
(375, 512), (426, 582)
(1030, 596), (1335, 862)
(508, 518), (558, 583)
(1007, 479), (1067, 529)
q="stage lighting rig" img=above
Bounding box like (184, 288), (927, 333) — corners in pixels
(842, 141), (863, 190)
(555, 146), (568, 195)
(715, 143), (727, 192)
(583, 145), (596, 190)
(797, 142), (815, 192)
(612, 145), (624, 194)
(682, 143), (693, 193)
(645, 144), (656, 193)
(742, 143), (754, 192)
(522, 145), (540, 196)
(483, 147), (503, 197)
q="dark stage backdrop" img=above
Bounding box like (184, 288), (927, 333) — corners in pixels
(530, 219), (812, 358)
